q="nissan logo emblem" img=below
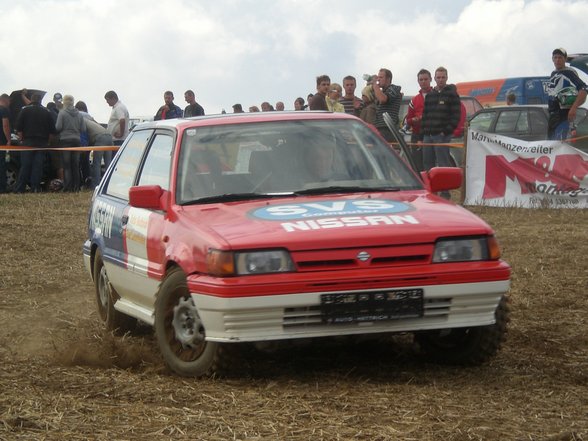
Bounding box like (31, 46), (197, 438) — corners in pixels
(357, 251), (371, 262)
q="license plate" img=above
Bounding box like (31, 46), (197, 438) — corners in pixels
(320, 289), (424, 324)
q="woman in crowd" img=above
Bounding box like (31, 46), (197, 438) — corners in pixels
(56, 95), (86, 191)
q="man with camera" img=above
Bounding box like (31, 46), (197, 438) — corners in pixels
(370, 69), (402, 142)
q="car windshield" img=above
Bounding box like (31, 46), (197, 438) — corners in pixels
(176, 119), (422, 204)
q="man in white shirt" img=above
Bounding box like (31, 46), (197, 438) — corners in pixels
(104, 90), (129, 147)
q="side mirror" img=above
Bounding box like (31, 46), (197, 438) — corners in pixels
(421, 167), (463, 193)
(129, 185), (169, 211)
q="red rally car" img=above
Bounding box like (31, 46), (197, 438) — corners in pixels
(83, 111), (511, 377)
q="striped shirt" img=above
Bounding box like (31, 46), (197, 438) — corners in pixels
(374, 84), (402, 129)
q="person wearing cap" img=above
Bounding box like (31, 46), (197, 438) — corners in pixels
(53, 93), (63, 112)
(547, 48), (588, 140)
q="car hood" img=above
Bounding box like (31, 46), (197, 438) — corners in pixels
(177, 192), (493, 251)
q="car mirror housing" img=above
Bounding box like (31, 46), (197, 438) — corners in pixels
(129, 185), (169, 211)
(422, 167), (463, 193)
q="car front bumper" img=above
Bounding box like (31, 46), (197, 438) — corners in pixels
(190, 279), (510, 342)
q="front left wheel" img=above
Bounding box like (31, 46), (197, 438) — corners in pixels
(155, 268), (236, 377)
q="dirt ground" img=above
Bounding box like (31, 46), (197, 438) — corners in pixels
(0, 192), (586, 441)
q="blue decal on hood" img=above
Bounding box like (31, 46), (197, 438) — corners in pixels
(251, 199), (412, 220)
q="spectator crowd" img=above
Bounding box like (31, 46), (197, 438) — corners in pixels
(0, 67), (464, 194)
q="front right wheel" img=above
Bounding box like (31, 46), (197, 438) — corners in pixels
(155, 268), (236, 377)
(414, 295), (510, 366)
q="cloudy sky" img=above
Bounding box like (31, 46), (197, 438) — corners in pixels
(1, 0), (587, 122)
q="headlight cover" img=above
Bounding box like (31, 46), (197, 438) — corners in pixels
(432, 237), (497, 263)
(207, 249), (295, 276)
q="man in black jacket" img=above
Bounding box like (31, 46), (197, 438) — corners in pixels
(419, 66), (461, 173)
(14, 93), (56, 192)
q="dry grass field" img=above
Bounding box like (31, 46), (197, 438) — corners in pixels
(0, 192), (586, 441)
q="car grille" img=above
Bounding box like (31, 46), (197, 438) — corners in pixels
(291, 244), (432, 272)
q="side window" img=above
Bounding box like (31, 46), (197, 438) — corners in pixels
(138, 133), (174, 190)
(462, 98), (482, 117)
(514, 111), (529, 132)
(105, 130), (153, 200)
(469, 111), (496, 132)
(495, 111), (523, 133)
(529, 110), (548, 137)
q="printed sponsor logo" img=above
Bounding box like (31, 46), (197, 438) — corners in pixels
(483, 154), (588, 199)
(281, 214), (419, 232)
(91, 201), (115, 238)
(251, 199), (412, 221)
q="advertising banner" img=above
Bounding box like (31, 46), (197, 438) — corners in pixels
(464, 130), (588, 208)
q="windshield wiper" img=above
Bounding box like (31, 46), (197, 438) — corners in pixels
(181, 192), (292, 205)
(293, 186), (401, 196)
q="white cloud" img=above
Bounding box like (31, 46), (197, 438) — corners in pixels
(0, 0), (587, 122)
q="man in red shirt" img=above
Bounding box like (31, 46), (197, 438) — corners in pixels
(405, 69), (433, 172)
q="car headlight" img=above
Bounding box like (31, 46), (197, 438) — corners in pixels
(432, 236), (501, 263)
(207, 249), (295, 276)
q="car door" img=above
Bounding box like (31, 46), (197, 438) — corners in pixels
(123, 129), (175, 311)
(92, 129), (154, 308)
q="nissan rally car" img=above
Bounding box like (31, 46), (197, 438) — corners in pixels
(83, 111), (511, 377)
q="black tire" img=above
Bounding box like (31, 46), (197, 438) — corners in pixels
(154, 267), (236, 377)
(5, 161), (18, 193)
(415, 295), (510, 366)
(93, 249), (136, 334)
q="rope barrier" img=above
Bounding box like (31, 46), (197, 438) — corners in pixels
(0, 145), (119, 151)
(388, 133), (588, 149)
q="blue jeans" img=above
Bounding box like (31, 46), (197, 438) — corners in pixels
(91, 133), (114, 189)
(15, 150), (46, 192)
(15, 139), (49, 192)
(423, 133), (453, 170)
(552, 120), (570, 141)
(60, 139), (81, 192)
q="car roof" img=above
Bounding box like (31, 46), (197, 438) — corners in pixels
(568, 53), (588, 75)
(476, 104), (548, 110)
(132, 111), (359, 131)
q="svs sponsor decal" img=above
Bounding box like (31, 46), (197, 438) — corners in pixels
(251, 199), (412, 220)
(249, 199), (418, 232)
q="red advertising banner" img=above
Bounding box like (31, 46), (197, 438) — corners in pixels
(464, 130), (588, 208)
